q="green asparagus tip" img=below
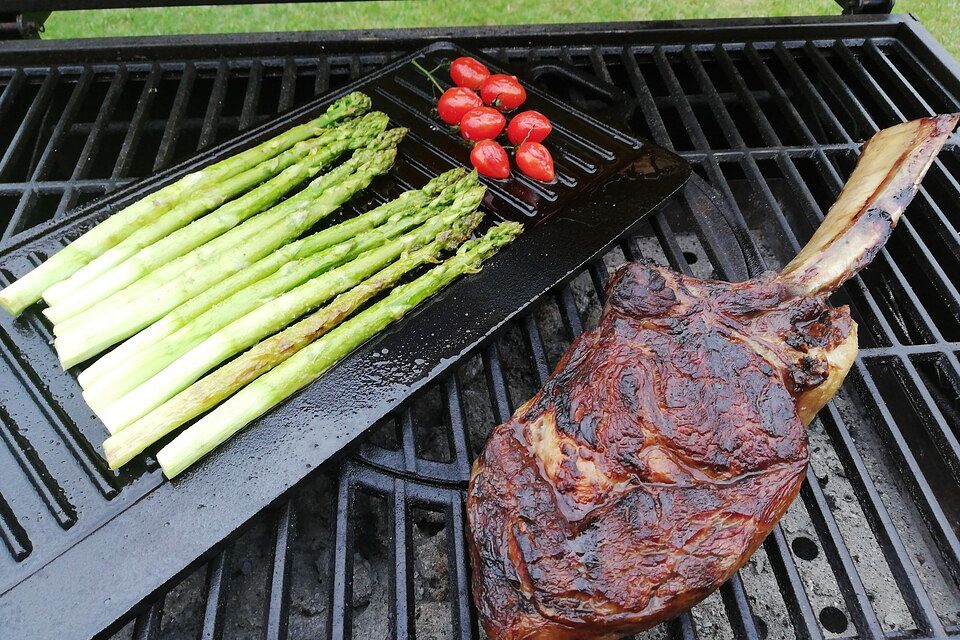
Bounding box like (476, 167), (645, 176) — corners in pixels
(320, 92), (372, 125)
(349, 133), (403, 168)
(420, 168), (469, 198)
(330, 112), (387, 148)
(458, 221), (524, 256)
(440, 167), (470, 182)
(454, 169), (479, 190)
(365, 126), (407, 151)
(354, 111), (390, 138)
(327, 129), (398, 179)
(459, 169), (480, 190)
(451, 185), (487, 213)
(437, 211), (485, 251)
(332, 91), (372, 113)
(348, 129), (405, 167)
(361, 146), (398, 176)
(434, 170), (478, 201)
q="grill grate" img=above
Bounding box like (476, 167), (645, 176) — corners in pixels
(0, 17), (959, 640)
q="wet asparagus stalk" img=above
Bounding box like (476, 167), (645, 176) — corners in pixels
(53, 113), (391, 335)
(98, 202), (485, 431)
(60, 120), (392, 335)
(103, 218), (488, 468)
(54, 125), (400, 368)
(103, 221), (480, 469)
(0, 91), (370, 315)
(103, 226), (473, 468)
(43, 120), (375, 321)
(156, 221), (523, 479)
(83, 178), (480, 411)
(77, 168), (471, 392)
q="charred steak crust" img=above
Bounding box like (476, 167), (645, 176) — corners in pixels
(467, 115), (957, 640)
(467, 261), (854, 640)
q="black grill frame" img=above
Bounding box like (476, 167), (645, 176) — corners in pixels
(0, 14), (959, 640)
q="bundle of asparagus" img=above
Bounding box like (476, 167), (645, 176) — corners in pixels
(78, 168), (470, 395)
(0, 91), (372, 316)
(55, 118), (397, 367)
(0, 91), (522, 478)
(87, 179), (486, 422)
(156, 221), (522, 478)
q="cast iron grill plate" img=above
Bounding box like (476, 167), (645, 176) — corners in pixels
(0, 41), (689, 638)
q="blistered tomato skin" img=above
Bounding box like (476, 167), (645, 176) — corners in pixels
(437, 87), (483, 125)
(516, 141), (555, 182)
(459, 107), (507, 141)
(470, 140), (511, 179)
(507, 110), (553, 145)
(450, 56), (491, 90)
(480, 75), (527, 112)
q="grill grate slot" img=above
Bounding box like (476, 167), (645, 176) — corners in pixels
(0, 25), (959, 640)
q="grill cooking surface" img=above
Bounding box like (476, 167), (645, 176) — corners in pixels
(1, 14), (960, 640)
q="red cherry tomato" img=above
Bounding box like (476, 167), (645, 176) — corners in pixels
(480, 74), (527, 112)
(458, 106), (506, 141)
(436, 87), (482, 125)
(507, 110), (553, 145)
(515, 141), (555, 182)
(450, 56), (490, 90)
(470, 140), (510, 179)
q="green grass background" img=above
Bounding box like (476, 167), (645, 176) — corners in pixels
(43, 1), (958, 58)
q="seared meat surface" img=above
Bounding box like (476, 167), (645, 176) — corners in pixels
(467, 115), (958, 640)
(468, 266), (840, 639)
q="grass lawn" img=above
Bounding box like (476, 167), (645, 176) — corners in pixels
(42, 1), (959, 58)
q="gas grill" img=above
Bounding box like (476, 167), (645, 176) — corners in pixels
(0, 5), (959, 640)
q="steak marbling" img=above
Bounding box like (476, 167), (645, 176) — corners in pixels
(467, 115), (959, 640)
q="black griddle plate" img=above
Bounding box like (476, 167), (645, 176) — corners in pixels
(0, 41), (688, 639)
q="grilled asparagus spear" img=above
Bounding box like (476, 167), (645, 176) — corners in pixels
(156, 221), (523, 479)
(77, 168), (472, 392)
(54, 125), (400, 367)
(0, 91), (370, 315)
(84, 177), (479, 410)
(103, 217), (488, 469)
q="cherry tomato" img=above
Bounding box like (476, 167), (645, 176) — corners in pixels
(450, 56), (490, 90)
(480, 74), (527, 111)
(458, 106), (506, 141)
(507, 110), (552, 145)
(515, 141), (555, 182)
(470, 140), (510, 179)
(436, 87), (482, 125)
